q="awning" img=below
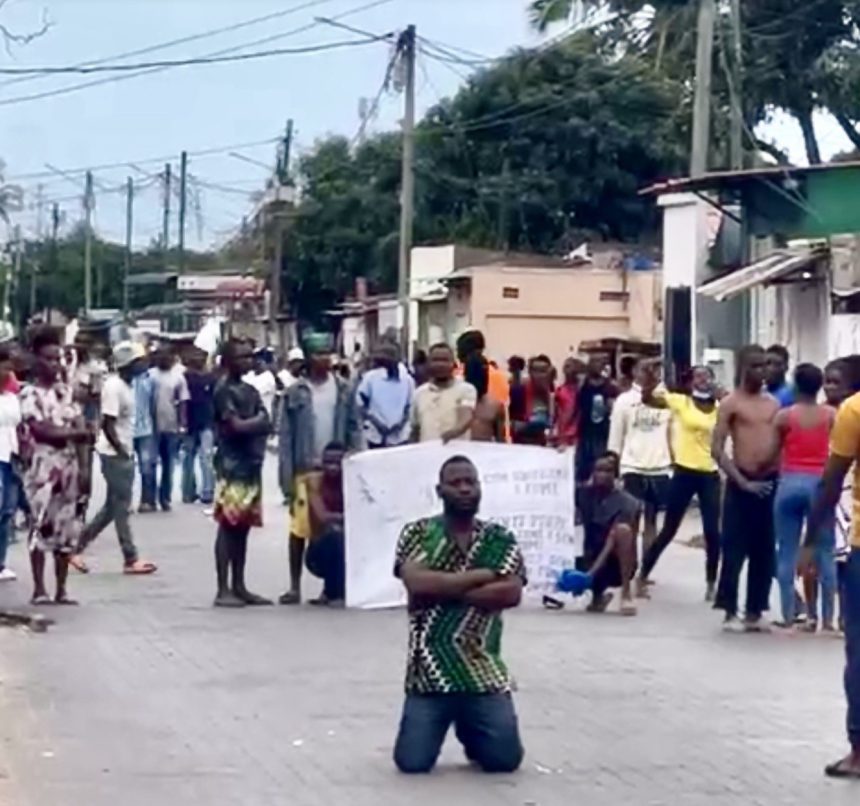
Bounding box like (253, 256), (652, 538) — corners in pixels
(697, 246), (828, 302)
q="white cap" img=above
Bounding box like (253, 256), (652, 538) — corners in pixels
(113, 341), (145, 369)
(287, 347), (305, 362)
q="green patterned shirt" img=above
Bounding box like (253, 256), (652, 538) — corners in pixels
(394, 516), (526, 694)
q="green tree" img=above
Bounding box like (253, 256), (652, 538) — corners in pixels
(282, 32), (687, 320)
(525, 0), (860, 165)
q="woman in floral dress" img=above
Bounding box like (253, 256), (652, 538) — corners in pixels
(20, 328), (91, 604)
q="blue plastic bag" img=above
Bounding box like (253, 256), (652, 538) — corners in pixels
(556, 569), (593, 597)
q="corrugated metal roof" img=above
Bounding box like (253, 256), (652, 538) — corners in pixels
(641, 161), (860, 196)
(698, 245), (828, 302)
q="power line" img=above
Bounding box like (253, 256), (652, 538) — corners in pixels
(8, 136), (282, 182)
(0, 0), (338, 89)
(0, 35), (390, 75)
(0, 0), (395, 108)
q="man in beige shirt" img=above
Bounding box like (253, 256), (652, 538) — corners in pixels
(411, 343), (476, 442)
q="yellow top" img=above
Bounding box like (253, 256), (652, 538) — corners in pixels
(663, 393), (718, 473)
(829, 392), (860, 547)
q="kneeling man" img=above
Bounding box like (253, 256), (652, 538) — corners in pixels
(393, 455), (526, 774)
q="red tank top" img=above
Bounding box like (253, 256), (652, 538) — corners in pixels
(781, 406), (830, 474)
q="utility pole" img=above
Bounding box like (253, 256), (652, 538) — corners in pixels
(5, 224), (20, 323)
(162, 162), (171, 268)
(277, 119), (293, 184)
(124, 177), (133, 313)
(690, 0), (716, 177)
(729, 0), (744, 170)
(83, 170), (94, 316)
(178, 151), (187, 276)
(269, 119), (295, 350)
(45, 203), (58, 320)
(396, 24), (416, 355)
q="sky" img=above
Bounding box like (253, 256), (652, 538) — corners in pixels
(0, 0), (851, 253)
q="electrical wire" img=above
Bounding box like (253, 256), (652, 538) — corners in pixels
(8, 136), (282, 181)
(0, 0), (338, 89)
(0, 35), (391, 75)
(0, 0), (394, 108)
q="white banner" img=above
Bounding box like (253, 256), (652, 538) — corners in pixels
(344, 442), (577, 609)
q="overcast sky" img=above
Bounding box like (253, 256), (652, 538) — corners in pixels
(0, 0), (849, 252)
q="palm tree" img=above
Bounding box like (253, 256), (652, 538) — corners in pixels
(0, 162), (22, 225)
(528, 0), (582, 32)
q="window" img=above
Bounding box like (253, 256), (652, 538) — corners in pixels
(599, 290), (630, 302)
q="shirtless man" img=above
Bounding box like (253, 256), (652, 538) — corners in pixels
(712, 345), (780, 632)
(464, 356), (505, 442)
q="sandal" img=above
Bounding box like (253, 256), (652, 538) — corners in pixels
(54, 594), (79, 606)
(30, 593), (52, 605)
(69, 555), (90, 574)
(541, 595), (565, 611)
(278, 591), (301, 605)
(620, 599), (638, 617)
(825, 756), (860, 779)
(123, 560), (157, 575)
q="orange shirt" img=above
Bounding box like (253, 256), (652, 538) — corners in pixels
(456, 361), (511, 442)
(487, 364), (510, 407)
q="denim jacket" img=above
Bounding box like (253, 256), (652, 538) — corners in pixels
(278, 374), (358, 497)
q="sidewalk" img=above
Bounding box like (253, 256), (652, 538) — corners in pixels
(0, 462), (853, 806)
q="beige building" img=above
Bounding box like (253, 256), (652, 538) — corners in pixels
(410, 245), (661, 369)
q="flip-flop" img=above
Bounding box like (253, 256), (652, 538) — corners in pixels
(620, 600), (638, 617)
(278, 591), (301, 605)
(69, 555), (90, 574)
(239, 592), (273, 606)
(542, 595), (565, 611)
(54, 595), (79, 606)
(30, 594), (52, 605)
(825, 758), (860, 779)
(123, 561), (157, 575)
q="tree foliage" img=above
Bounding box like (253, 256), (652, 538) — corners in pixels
(526, 0), (860, 166)
(282, 33), (686, 318)
(4, 232), (218, 328)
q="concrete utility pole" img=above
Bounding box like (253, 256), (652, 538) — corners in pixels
(396, 24), (416, 355)
(178, 151), (188, 276)
(162, 162), (171, 267)
(44, 203), (58, 320)
(5, 224), (20, 322)
(690, 0), (716, 177)
(124, 177), (133, 313)
(729, 0), (744, 170)
(269, 119), (294, 350)
(83, 170), (94, 315)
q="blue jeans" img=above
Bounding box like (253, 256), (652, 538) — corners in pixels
(844, 549), (860, 747)
(773, 472), (836, 624)
(0, 462), (16, 570)
(393, 693), (523, 774)
(181, 429), (215, 504)
(157, 432), (179, 509)
(134, 435), (157, 508)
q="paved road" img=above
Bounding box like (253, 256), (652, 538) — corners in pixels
(0, 461), (857, 805)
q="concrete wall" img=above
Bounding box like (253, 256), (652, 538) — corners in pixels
(465, 266), (661, 369)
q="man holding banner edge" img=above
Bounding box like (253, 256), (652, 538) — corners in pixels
(392, 455), (525, 774)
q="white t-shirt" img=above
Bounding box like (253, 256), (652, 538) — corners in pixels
(411, 379), (477, 442)
(96, 374), (135, 456)
(607, 388), (672, 476)
(149, 365), (190, 433)
(0, 391), (21, 462)
(244, 370), (278, 418)
(278, 369), (300, 390)
(310, 375), (338, 463)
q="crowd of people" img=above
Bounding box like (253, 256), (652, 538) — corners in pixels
(6, 325), (860, 779)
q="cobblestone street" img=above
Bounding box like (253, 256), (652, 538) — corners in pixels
(0, 463), (857, 806)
